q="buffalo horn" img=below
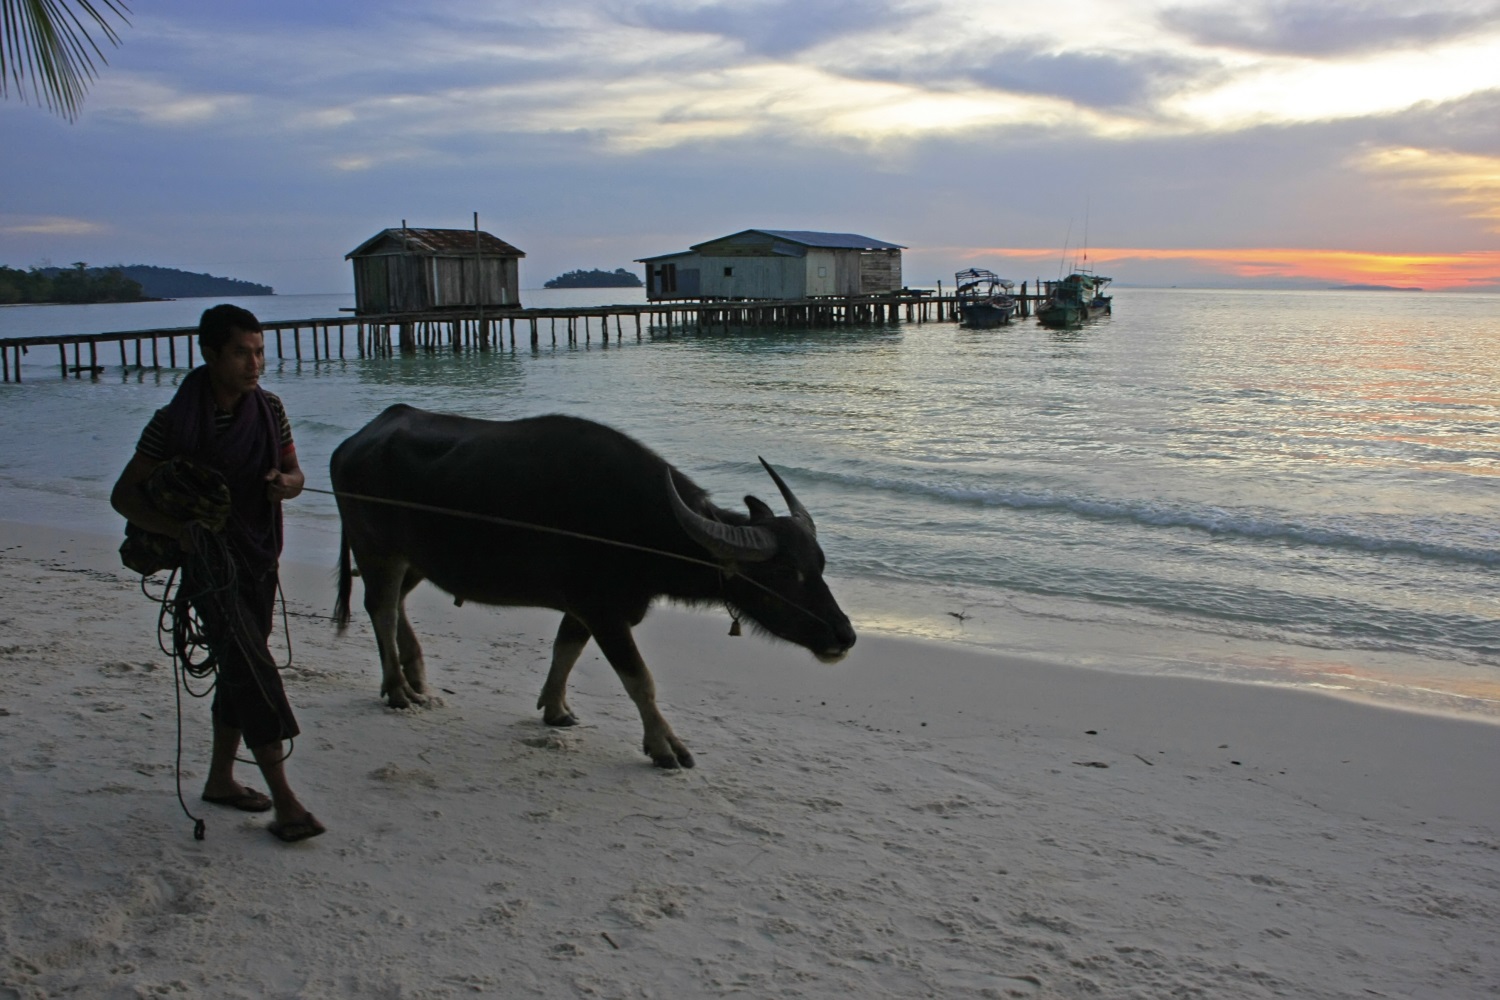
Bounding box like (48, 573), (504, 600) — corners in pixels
(758, 458), (816, 537)
(666, 470), (779, 562)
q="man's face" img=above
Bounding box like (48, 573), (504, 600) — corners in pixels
(205, 327), (266, 400)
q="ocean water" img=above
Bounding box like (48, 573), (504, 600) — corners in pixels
(4, 288), (1498, 719)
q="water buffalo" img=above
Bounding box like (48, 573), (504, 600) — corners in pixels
(330, 405), (856, 768)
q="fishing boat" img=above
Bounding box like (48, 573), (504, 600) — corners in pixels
(1037, 270), (1111, 328)
(954, 268), (1018, 328)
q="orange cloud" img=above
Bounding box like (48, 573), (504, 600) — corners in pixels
(956, 246), (1500, 290)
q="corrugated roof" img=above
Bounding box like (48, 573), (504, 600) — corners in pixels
(634, 250), (699, 263)
(701, 229), (905, 251)
(346, 228), (526, 259)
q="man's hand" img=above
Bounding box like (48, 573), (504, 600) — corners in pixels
(265, 467), (304, 502)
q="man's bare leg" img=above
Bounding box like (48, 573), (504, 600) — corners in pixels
(250, 739), (325, 841)
(201, 717), (265, 804)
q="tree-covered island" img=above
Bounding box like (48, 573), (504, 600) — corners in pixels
(0, 263), (273, 304)
(0, 263), (146, 303)
(544, 267), (643, 289)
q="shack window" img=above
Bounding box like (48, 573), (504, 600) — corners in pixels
(817, 266), (828, 278)
(723, 267), (733, 277)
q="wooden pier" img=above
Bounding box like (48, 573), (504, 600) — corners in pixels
(1, 290), (970, 382)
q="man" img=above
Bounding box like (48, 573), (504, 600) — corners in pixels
(112, 304), (324, 843)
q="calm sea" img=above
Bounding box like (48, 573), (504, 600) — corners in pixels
(4, 288), (1498, 719)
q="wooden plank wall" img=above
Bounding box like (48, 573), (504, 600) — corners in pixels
(859, 250), (900, 294)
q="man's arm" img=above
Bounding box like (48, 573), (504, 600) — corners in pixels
(111, 452), (196, 549)
(265, 447), (304, 503)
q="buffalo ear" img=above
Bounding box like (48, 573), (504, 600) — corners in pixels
(744, 495), (775, 522)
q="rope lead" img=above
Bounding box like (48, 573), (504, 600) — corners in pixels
(303, 485), (840, 632)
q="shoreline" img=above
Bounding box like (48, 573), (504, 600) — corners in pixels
(7, 486), (1500, 725)
(835, 570), (1500, 726)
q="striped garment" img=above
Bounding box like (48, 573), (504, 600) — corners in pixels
(137, 391), (293, 462)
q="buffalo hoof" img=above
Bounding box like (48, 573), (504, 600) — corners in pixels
(647, 740), (695, 769)
(383, 683), (429, 710)
(545, 712), (578, 727)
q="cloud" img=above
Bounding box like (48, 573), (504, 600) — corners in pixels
(1161, 34), (1500, 130)
(1374, 88), (1500, 157)
(627, 0), (929, 57)
(829, 29), (1217, 114)
(249, 57), (1135, 160)
(1161, 0), (1500, 57)
(1361, 146), (1500, 232)
(84, 75), (253, 126)
(952, 48), (1210, 111)
(58, 1), (1499, 158)
(0, 216), (107, 236)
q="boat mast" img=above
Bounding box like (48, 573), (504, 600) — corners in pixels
(1081, 195), (1090, 274)
(1058, 218), (1073, 280)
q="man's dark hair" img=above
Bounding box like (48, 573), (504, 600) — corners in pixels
(198, 304), (263, 355)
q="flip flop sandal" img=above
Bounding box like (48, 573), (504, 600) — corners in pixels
(201, 788), (274, 813)
(268, 815), (326, 843)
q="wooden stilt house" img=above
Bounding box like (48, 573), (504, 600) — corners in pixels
(346, 227), (525, 315)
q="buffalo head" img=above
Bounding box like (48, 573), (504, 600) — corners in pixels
(668, 460), (856, 663)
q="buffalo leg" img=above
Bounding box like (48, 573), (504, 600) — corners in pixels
(361, 558), (427, 708)
(395, 568), (428, 697)
(536, 614), (590, 726)
(586, 617), (694, 769)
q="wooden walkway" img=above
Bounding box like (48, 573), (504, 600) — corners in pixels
(1, 291), (978, 382)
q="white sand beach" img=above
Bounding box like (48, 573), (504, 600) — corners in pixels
(2, 518), (1497, 999)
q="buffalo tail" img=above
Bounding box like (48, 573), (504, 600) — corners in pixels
(333, 528), (353, 632)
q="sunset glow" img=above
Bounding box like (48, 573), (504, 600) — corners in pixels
(963, 247), (1500, 291)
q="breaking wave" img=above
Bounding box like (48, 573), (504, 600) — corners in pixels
(807, 468), (1500, 568)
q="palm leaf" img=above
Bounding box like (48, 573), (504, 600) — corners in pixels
(1, 0), (130, 120)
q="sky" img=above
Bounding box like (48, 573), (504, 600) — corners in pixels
(3, 0), (1499, 294)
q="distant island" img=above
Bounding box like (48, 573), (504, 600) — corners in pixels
(1, 263), (148, 304)
(0, 263), (274, 304)
(1328, 284), (1424, 292)
(110, 265), (272, 298)
(544, 267), (643, 289)
(49, 265), (274, 298)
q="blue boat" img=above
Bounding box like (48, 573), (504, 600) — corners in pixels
(954, 268), (1017, 328)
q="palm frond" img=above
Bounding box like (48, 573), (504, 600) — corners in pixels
(1, 0), (130, 120)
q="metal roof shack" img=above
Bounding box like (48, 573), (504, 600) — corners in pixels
(637, 228), (905, 300)
(346, 226), (525, 315)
